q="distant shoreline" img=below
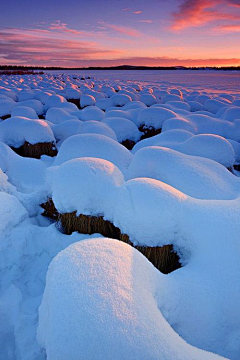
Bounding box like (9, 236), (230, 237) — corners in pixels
(1, 65), (240, 72)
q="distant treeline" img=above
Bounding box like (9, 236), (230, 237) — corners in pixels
(0, 68), (44, 75)
(0, 65), (240, 71)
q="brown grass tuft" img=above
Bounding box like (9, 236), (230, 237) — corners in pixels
(139, 125), (162, 140)
(12, 141), (58, 159)
(41, 199), (59, 220)
(1, 115), (11, 120)
(58, 211), (181, 274)
(67, 98), (80, 108)
(59, 212), (122, 238)
(41, 200), (181, 273)
(121, 139), (136, 150)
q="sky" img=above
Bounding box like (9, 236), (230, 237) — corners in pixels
(0, 0), (240, 67)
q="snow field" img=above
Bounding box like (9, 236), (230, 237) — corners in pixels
(0, 71), (240, 360)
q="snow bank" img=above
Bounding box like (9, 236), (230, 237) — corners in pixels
(0, 192), (28, 238)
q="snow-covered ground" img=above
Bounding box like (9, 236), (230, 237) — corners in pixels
(0, 71), (240, 360)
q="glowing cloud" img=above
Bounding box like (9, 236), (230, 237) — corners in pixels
(171, 0), (240, 30)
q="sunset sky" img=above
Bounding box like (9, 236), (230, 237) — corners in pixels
(1, 0), (240, 67)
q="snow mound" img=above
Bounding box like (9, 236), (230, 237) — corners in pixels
(0, 117), (56, 148)
(111, 94), (132, 107)
(126, 147), (239, 200)
(80, 94), (96, 108)
(15, 99), (44, 115)
(133, 132), (235, 167)
(45, 95), (67, 110)
(11, 106), (38, 119)
(78, 120), (117, 140)
(78, 106), (105, 121)
(45, 107), (78, 124)
(51, 120), (83, 143)
(132, 129), (193, 154)
(102, 117), (141, 142)
(53, 134), (133, 174)
(0, 98), (16, 117)
(137, 107), (177, 129)
(38, 238), (224, 360)
(49, 157), (124, 217)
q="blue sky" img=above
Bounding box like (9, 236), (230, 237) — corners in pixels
(0, 0), (240, 66)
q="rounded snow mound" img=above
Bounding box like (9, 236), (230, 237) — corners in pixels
(80, 94), (96, 108)
(78, 120), (117, 140)
(37, 238), (224, 360)
(45, 107), (78, 124)
(79, 106), (105, 121)
(221, 107), (240, 122)
(132, 129), (193, 154)
(53, 134), (133, 174)
(110, 94), (132, 107)
(65, 88), (82, 100)
(126, 147), (240, 200)
(0, 117), (55, 148)
(102, 117), (141, 142)
(51, 120), (83, 143)
(137, 107), (177, 129)
(11, 106), (38, 119)
(15, 99), (44, 115)
(48, 157), (124, 217)
(173, 134), (235, 167)
(0, 98), (16, 117)
(139, 93), (158, 106)
(45, 95), (67, 110)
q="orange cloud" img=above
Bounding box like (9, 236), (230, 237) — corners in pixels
(216, 24), (240, 32)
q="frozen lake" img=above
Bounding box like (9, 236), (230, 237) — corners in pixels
(47, 69), (240, 94)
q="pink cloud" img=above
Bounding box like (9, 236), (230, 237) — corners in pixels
(171, 0), (240, 30)
(133, 11), (142, 14)
(49, 20), (84, 35)
(98, 22), (141, 37)
(215, 24), (240, 32)
(0, 27), (122, 66)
